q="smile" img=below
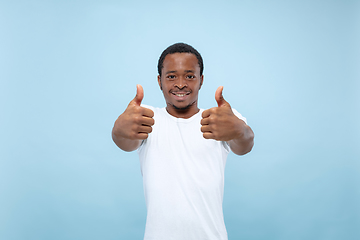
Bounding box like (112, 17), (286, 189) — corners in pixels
(172, 92), (191, 97)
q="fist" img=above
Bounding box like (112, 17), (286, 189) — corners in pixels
(200, 86), (244, 141)
(113, 85), (155, 140)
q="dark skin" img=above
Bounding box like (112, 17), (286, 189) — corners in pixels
(112, 53), (254, 155)
(112, 84), (154, 152)
(201, 86), (254, 155)
(157, 53), (204, 119)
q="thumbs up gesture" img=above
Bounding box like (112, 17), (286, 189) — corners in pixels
(200, 86), (245, 141)
(112, 85), (155, 151)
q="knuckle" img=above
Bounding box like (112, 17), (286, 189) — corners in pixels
(210, 107), (217, 114)
(129, 132), (137, 140)
(208, 117), (215, 124)
(131, 124), (139, 132)
(213, 132), (220, 140)
(133, 115), (141, 123)
(133, 106), (142, 114)
(139, 107), (145, 114)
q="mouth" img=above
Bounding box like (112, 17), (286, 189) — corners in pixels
(170, 91), (191, 101)
(173, 93), (189, 97)
(171, 91), (191, 97)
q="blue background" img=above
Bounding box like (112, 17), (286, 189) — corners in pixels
(1, 0), (359, 239)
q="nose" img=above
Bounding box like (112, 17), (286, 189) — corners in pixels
(174, 77), (187, 89)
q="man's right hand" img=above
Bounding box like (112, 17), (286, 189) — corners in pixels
(112, 85), (155, 151)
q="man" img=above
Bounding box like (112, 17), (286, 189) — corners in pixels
(112, 43), (254, 240)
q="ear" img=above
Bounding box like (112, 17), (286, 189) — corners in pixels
(199, 75), (204, 90)
(157, 75), (162, 90)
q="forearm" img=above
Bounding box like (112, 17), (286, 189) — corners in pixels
(112, 129), (142, 152)
(227, 123), (254, 155)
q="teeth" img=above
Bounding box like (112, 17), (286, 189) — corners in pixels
(176, 93), (186, 97)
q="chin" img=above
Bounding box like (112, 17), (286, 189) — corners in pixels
(167, 101), (192, 110)
(172, 104), (191, 110)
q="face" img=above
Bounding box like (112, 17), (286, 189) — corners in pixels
(158, 52), (203, 118)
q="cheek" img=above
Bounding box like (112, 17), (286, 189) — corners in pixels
(193, 82), (202, 91)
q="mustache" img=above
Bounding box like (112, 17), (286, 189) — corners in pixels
(170, 90), (191, 93)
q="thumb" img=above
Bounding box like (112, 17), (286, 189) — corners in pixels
(215, 86), (229, 107)
(133, 84), (144, 106)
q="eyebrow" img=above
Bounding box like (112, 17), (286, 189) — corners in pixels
(165, 70), (195, 74)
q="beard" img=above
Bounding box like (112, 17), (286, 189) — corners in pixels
(172, 103), (191, 110)
(171, 99), (197, 111)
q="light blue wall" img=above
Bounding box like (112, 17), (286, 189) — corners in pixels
(1, 0), (359, 239)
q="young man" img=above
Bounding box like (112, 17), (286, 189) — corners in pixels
(112, 43), (254, 240)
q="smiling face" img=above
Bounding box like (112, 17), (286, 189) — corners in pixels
(158, 52), (203, 118)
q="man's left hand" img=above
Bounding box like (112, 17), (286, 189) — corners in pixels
(200, 86), (246, 141)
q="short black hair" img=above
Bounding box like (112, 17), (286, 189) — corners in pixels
(157, 43), (204, 77)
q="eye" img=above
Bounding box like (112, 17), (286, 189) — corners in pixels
(186, 75), (195, 80)
(166, 75), (176, 80)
